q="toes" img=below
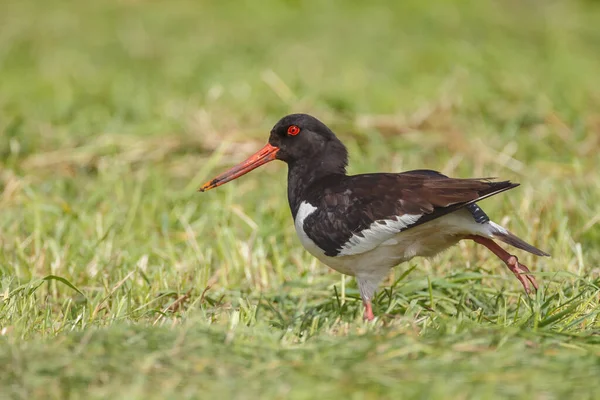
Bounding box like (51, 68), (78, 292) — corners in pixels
(363, 311), (375, 321)
(525, 270), (539, 291)
(505, 254), (538, 294)
(511, 266), (532, 293)
(518, 274), (531, 294)
(518, 263), (532, 273)
(516, 262), (538, 292)
(529, 277), (539, 291)
(363, 301), (375, 321)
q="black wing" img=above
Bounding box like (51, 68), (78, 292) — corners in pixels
(302, 170), (517, 257)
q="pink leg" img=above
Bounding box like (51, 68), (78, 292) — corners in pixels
(468, 235), (539, 293)
(363, 300), (375, 321)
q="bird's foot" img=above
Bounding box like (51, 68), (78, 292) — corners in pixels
(468, 235), (539, 294)
(363, 300), (374, 321)
(504, 254), (538, 293)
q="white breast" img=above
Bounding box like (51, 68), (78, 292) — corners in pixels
(294, 201), (357, 275)
(294, 201), (323, 256)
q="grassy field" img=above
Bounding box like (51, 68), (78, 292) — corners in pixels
(1, 0), (600, 398)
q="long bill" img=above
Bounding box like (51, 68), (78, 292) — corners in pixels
(199, 143), (279, 192)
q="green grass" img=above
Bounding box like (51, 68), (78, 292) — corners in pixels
(1, 0), (600, 398)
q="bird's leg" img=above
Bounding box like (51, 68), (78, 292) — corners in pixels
(363, 300), (374, 321)
(357, 275), (382, 321)
(468, 235), (538, 293)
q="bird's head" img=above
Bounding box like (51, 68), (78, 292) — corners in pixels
(199, 113), (347, 192)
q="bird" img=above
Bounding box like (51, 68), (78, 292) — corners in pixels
(199, 113), (549, 321)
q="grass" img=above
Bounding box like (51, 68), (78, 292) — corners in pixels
(1, 0), (600, 398)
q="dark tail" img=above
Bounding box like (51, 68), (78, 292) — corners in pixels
(405, 171), (548, 256)
(492, 225), (550, 257)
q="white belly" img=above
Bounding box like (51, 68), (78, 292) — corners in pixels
(294, 205), (494, 277)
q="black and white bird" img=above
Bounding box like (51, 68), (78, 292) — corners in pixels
(200, 114), (549, 320)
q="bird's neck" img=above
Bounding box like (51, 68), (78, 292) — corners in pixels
(287, 152), (347, 219)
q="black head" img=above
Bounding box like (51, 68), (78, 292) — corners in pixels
(199, 113), (348, 192)
(269, 114), (348, 170)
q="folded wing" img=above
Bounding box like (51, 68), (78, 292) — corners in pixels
(302, 171), (518, 257)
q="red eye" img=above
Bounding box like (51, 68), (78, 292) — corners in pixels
(287, 125), (300, 136)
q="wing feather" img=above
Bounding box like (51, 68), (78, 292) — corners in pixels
(302, 171), (517, 257)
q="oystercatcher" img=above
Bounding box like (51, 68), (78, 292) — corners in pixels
(200, 114), (549, 321)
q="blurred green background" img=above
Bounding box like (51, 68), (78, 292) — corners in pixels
(1, 0), (599, 399)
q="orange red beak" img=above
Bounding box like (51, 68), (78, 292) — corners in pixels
(199, 143), (279, 192)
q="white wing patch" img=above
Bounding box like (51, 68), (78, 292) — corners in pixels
(338, 214), (423, 256)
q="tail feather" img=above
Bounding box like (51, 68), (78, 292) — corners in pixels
(490, 222), (550, 257)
